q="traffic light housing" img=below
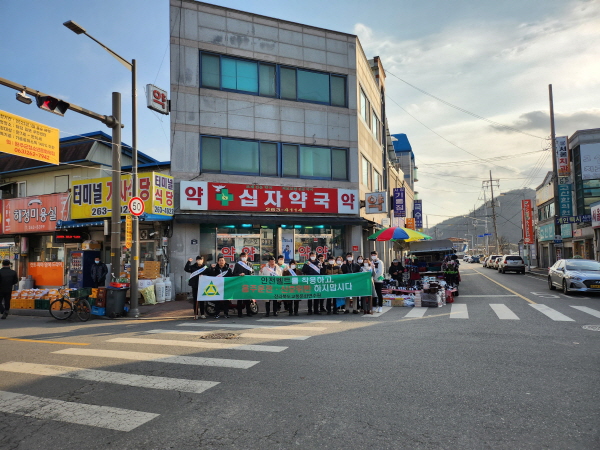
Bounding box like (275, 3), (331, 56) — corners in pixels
(36, 96), (69, 116)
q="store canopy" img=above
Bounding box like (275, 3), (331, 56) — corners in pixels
(58, 213), (171, 229)
(175, 214), (370, 227)
(409, 239), (455, 254)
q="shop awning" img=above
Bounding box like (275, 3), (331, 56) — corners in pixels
(57, 213), (172, 229)
(175, 214), (370, 227)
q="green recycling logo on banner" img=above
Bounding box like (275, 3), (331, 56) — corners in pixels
(202, 281), (220, 296)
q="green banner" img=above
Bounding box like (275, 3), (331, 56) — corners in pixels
(195, 272), (373, 301)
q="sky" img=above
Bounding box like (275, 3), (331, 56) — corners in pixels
(1, 0), (599, 226)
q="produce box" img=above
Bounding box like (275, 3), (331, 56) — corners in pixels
(69, 288), (91, 299)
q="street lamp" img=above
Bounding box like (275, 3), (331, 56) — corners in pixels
(64, 20), (140, 318)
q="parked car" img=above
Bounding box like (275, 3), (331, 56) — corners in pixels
(469, 256), (480, 263)
(485, 255), (502, 268)
(463, 255), (470, 261)
(482, 256), (489, 266)
(548, 259), (600, 294)
(497, 255), (525, 274)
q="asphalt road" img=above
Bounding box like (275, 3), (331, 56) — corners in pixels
(0, 265), (598, 450)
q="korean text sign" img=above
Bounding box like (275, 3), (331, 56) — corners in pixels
(521, 200), (534, 244)
(0, 110), (59, 165)
(393, 188), (405, 217)
(413, 200), (423, 229)
(71, 172), (174, 219)
(195, 272), (373, 301)
(591, 201), (600, 229)
(180, 181), (358, 214)
(3, 193), (69, 234)
(555, 136), (570, 177)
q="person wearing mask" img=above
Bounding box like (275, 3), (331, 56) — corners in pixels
(315, 254), (327, 312)
(209, 255), (232, 318)
(232, 251), (254, 317)
(277, 255), (288, 272)
(185, 255), (208, 319)
(388, 259), (404, 285)
(324, 255), (343, 314)
(90, 257), (108, 288)
(259, 256), (282, 316)
(302, 251), (321, 315)
(282, 259), (300, 316)
(0, 260), (18, 320)
(334, 256), (346, 313)
(342, 252), (361, 314)
(360, 259), (375, 315)
(370, 251), (384, 313)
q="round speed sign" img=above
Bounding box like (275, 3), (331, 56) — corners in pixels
(128, 197), (145, 216)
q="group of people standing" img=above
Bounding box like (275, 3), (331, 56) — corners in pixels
(185, 250), (404, 320)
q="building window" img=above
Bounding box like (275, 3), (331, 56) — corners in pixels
(360, 89), (369, 123)
(373, 170), (381, 191)
(54, 175), (69, 193)
(199, 52), (346, 107)
(17, 181), (26, 198)
(362, 157), (371, 189)
(372, 111), (380, 142)
(200, 135), (347, 180)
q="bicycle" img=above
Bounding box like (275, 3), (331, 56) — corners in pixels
(49, 286), (92, 322)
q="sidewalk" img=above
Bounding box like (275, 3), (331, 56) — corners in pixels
(527, 267), (548, 278)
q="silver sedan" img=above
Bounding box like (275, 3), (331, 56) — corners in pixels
(548, 259), (600, 294)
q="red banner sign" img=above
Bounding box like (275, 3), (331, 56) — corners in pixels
(522, 199), (534, 244)
(180, 181), (358, 215)
(2, 193), (69, 234)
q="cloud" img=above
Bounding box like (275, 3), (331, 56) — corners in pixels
(493, 109), (600, 134)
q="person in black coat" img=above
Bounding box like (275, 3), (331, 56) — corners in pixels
(90, 257), (108, 288)
(232, 251), (254, 317)
(388, 259), (404, 284)
(0, 260), (18, 319)
(302, 251), (322, 315)
(341, 252), (361, 313)
(208, 255), (232, 318)
(185, 255), (209, 319)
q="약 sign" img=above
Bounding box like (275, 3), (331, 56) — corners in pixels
(365, 192), (388, 214)
(180, 181), (358, 215)
(0, 110), (60, 165)
(146, 84), (169, 115)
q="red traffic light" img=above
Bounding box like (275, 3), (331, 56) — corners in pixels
(36, 96), (70, 116)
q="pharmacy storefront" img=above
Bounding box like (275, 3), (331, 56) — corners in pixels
(173, 181), (366, 290)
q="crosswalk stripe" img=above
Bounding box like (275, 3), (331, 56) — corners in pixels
(404, 308), (427, 318)
(569, 306), (600, 319)
(257, 319), (340, 324)
(530, 304), (575, 321)
(0, 390), (158, 432)
(363, 306), (392, 318)
(107, 337), (287, 353)
(0, 362), (219, 394)
(489, 304), (520, 320)
(53, 348), (259, 369)
(145, 329), (311, 340)
(177, 323), (327, 331)
(450, 304), (469, 319)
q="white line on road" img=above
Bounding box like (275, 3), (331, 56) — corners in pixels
(257, 319), (340, 324)
(404, 308), (427, 318)
(145, 329), (311, 340)
(570, 306), (600, 319)
(459, 295), (518, 297)
(0, 390), (158, 432)
(530, 304), (575, 322)
(53, 348), (259, 369)
(0, 362), (219, 394)
(450, 304), (469, 319)
(177, 323), (327, 331)
(489, 304), (520, 320)
(363, 306), (392, 317)
(107, 337), (287, 353)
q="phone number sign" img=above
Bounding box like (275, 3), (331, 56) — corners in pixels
(71, 172), (174, 219)
(180, 181), (358, 214)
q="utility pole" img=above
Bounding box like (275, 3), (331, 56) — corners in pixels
(549, 84), (560, 267)
(482, 190), (489, 254)
(483, 172), (500, 253)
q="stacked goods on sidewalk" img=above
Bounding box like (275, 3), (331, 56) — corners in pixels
(10, 289), (61, 310)
(89, 287), (107, 316)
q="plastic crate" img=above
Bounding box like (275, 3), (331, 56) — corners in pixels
(34, 299), (50, 310)
(21, 299), (35, 309)
(91, 306), (105, 316)
(97, 287), (107, 300)
(69, 288), (91, 299)
(94, 298), (106, 308)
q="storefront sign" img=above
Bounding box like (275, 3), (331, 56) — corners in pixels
(71, 172), (174, 219)
(556, 215), (592, 225)
(414, 200), (423, 229)
(125, 215), (132, 249)
(180, 181), (358, 215)
(560, 223), (572, 238)
(365, 191), (388, 214)
(555, 136), (570, 177)
(195, 272), (373, 301)
(405, 218), (415, 230)
(591, 201), (600, 229)
(538, 223), (555, 242)
(2, 193), (69, 234)
(580, 143), (600, 180)
(393, 188), (405, 217)
(146, 84), (169, 115)
(352, 245), (359, 252)
(28, 262), (64, 286)
(0, 110), (60, 165)
(53, 231), (85, 243)
(521, 200), (534, 244)
(557, 184), (572, 217)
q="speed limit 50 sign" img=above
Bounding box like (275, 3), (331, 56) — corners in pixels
(128, 197), (145, 216)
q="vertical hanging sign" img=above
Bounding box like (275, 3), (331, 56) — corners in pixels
(393, 188), (405, 217)
(413, 200), (423, 229)
(555, 136), (570, 178)
(125, 215), (132, 249)
(521, 199), (534, 244)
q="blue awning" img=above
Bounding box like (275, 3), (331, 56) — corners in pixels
(57, 214), (172, 229)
